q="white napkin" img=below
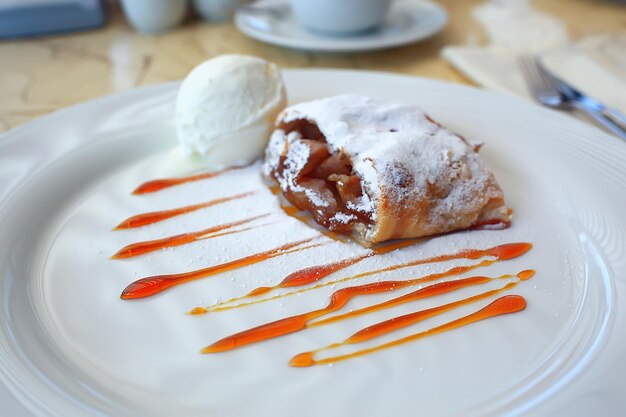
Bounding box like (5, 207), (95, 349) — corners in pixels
(441, 0), (626, 114)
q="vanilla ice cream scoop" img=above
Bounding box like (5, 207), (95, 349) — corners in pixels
(175, 54), (286, 168)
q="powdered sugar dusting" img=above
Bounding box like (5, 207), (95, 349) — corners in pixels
(305, 187), (330, 208)
(346, 192), (375, 214)
(280, 94), (492, 208)
(281, 133), (309, 190)
(331, 212), (357, 224)
(266, 94), (509, 244)
(279, 95), (473, 206)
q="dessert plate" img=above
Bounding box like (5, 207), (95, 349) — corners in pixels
(1, 70), (625, 417)
(234, 0), (447, 52)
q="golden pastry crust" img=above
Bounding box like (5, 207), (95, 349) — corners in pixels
(264, 95), (511, 247)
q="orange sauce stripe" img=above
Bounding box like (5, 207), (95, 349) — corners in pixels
(290, 295), (527, 367)
(111, 214), (271, 259)
(114, 191), (256, 230)
(311, 273), (512, 328)
(120, 237), (324, 300)
(132, 164), (252, 195)
(324, 270), (534, 342)
(200, 267), (533, 354)
(194, 242), (532, 314)
(234, 238), (424, 300)
(121, 172), (535, 366)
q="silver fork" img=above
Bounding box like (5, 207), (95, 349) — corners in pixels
(519, 55), (626, 140)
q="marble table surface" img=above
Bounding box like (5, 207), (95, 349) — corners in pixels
(0, 0), (625, 133)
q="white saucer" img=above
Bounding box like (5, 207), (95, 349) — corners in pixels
(234, 0), (448, 52)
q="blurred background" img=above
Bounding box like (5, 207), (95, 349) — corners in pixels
(0, 0), (624, 134)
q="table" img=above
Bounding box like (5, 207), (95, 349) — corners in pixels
(0, 0), (625, 133)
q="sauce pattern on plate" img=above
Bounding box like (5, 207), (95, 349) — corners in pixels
(113, 168), (535, 367)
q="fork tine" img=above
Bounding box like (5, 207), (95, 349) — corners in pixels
(530, 57), (561, 93)
(521, 56), (626, 139)
(532, 57), (577, 98)
(519, 56), (547, 95)
(519, 55), (562, 105)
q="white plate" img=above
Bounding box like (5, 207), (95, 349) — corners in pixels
(234, 0), (447, 52)
(1, 70), (625, 417)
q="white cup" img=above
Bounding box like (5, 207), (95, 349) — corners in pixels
(290, 0), (392, 35)
(194, 0), (242, 22)
(120, 0), (187, 34)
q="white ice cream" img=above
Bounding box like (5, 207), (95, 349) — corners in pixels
(175, 54), (286, 169)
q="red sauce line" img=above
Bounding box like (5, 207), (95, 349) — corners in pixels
(279, 204), (351, 243)
(280, 256), (368, 288)
(111, 214), (270, 259)
(120, 237), (320, 300)
(345, 285), (514, 344)
(343, 270), (533, 343)
(241, 238), (422, 299)
(201, 269), (467, 353)
(125, 174), (533, 365)
(200, 242), (530, 354)
(310, 274), (499, 328)
(114, 192), (256, 230)
(132, 164), (251, 195)
(244, 256), (367, 298)
(290, 295), (527, 367)
(281, 241), (528, 292)
(195, 242), (532, 314)
(280, 205), (308, 222)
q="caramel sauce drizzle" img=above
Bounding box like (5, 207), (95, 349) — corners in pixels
(290, 295), (527, 367)
(280, 204), (306, 221)
(120, 176), (535, 366)
(243, 256), (366, 298)
(239, 238), (421, 298)
(200, 243), (531, 354)
(279, 204), (351, 243)
(120, 237), (325, 300)
(200, 270), (529, 354)
(111, 214), (271, 259)
(192, 242), (531, 315)
(114, 192), (256, 230)
(310, 269), (534, 328)
(132, 164), (250, 195)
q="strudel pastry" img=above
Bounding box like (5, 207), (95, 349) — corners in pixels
(263, 95), (511, 247)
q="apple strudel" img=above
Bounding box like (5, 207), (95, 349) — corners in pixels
(264, 95), (511, 247)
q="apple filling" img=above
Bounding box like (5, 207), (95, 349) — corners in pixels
(274, 119), (374, 233)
